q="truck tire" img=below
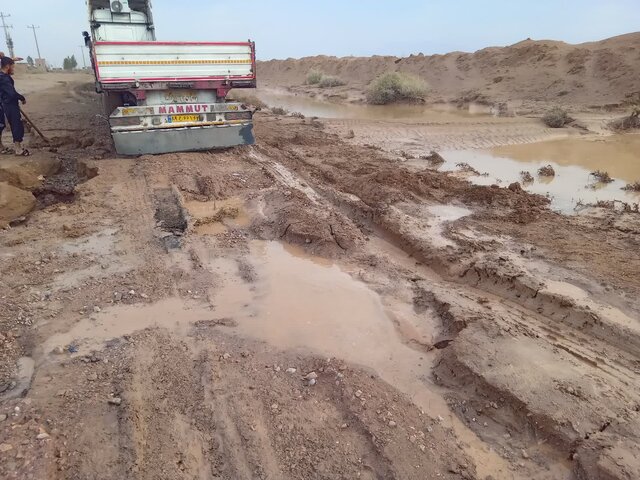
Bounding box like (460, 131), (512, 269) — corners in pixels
(102, 92), (123, 117)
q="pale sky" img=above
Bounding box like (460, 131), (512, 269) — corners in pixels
(3, 0), (639, 67)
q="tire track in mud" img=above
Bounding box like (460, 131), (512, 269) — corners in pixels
(327, 117), (567, 152)
(242, 135), (640, 478)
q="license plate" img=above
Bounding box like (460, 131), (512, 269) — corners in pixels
(170, 115), (200, 123)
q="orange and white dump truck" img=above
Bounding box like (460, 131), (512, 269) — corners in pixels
(85, 0), (256, 155)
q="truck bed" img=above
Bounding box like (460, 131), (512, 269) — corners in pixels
(94, 41), (256, 85)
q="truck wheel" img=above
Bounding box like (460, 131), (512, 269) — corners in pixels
(102, 92), (123, 117)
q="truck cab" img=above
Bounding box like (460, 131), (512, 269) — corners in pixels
(89, 0), (155, 42)
(86, 0), (257, 155)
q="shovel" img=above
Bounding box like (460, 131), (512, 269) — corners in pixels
(19, 107), (50, 144)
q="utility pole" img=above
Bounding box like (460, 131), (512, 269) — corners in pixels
(78, 45), (87, 69)
(0, 12), (15, 59)
(27, 25), (41, 60)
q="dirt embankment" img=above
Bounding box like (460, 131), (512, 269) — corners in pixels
(258, 32), (640, 111)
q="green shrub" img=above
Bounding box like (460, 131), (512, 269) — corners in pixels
(318, 75), (346, 88)
(542, 107), (572, 128)
(366, 72), (428, 105)
(306, 69), (324, 85)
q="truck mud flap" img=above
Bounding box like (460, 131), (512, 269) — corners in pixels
(111, 124), (255, 155)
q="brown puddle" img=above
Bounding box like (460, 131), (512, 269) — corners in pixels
(253, 88), (491, 121)
(42, 240), (515, 478)
(184, 197), (251, 235)
(492, 134), (640, 183)
(432, 135), (640, 213)
(209, 241), (514, 478)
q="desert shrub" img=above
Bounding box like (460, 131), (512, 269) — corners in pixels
(590, 170), (614, 183)
(306, 69), (324, 85)
(271, 106), (288, 116)
(228, 94), (266, 109)
(538, 165), (556, 177)
(456, 162), (481, 175)
(520, 171), (534, 183)
(622, 181), (640, 191)
(318, 75), (346, 88)
(420, 151), (445, 164)
(366, 72), (428, 105)
(609, 108), (640, 131)
(542, 107), (572, 128)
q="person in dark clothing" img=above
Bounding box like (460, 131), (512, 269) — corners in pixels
(0, 56), (29, 156)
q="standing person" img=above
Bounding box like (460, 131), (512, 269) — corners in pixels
(0, 57), (29, 156)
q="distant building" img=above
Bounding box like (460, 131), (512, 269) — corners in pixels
(34, 58), (48, 71)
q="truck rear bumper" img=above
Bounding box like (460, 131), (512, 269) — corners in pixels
(112, 123), (254, 155)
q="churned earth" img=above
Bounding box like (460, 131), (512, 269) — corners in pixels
(0, 65), (639, 480)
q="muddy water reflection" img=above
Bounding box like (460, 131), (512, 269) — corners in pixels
(432, 135), (640, 213)
(253, 89), (489, 121)
(211, 241), (514, 478)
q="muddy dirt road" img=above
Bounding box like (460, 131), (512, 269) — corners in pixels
(1, 74), (639, 480)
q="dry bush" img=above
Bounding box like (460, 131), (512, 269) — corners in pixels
(520, 171), (534, 183)
(542, 107), (572, 128)
(229, 94), (266, 110)
(318, 75), (346, 88)
(271, 106), (288, 116)
(420, 151), (445, 164)
(609, 108), (640, 131)
(575, 199), (639, 214)
(456, 162), (481, 175)
(366, 72), (428, 105)
(622, 181), (640, 191)
(538, 165), (556, 177)
(590, 170), (614, 184)
(306, 69), (324, 85)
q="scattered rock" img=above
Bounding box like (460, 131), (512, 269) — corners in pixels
(304, 372), (318, 381)
(286, 368), (297, 374)
(36, 432), (50, 440)
(355, 390), (363, 398)
(0, 443), (13, 453)
(52, 346), (64, 355)
(0, 414), (7, 422)
(108, 397), (122, 406)
(93, 306), (101, 313)
(538, 165), (556, 177)
(340, 423), (349, 429)
(87, 373), (98, 382)
(508, 182), (523, 193)
(388, 420), (397, 428)
(222, 353), (231, 360)
(307, 379), (317, 387)
(521, 450), (530, 459)
(271, 403), (279, 411)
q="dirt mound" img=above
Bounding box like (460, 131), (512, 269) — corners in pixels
(0, 157), (61, 190)
(0, 182), (36, 227)
(258, 32), (640, 109)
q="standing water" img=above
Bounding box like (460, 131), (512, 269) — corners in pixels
(434, 135), (640, 213)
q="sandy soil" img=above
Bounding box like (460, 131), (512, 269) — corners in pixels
(1, 67), (639, 480)
(258, 32), (640, 113)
